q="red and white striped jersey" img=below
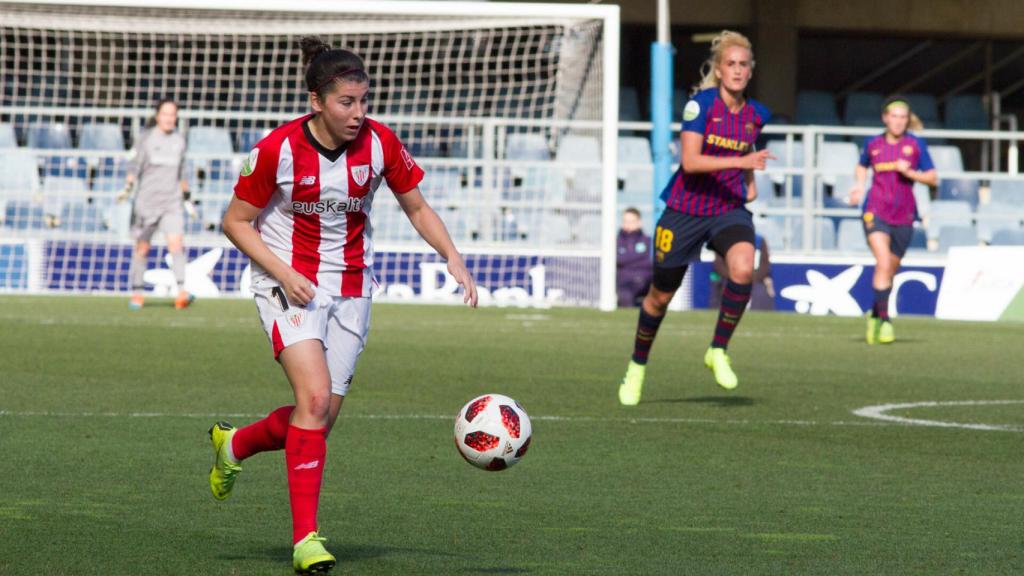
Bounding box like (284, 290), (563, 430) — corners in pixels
(235, 115), (424, 297)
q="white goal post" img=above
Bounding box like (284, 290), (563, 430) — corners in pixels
(0, 0), (621, 309)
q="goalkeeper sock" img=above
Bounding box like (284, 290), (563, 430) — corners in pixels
(130, 253), (147, 291)
(171, 250), (186, 290)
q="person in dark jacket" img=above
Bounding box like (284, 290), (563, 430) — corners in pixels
(616, 207), (653, 308)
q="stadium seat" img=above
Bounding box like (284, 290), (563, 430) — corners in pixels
(929, 145), (964, 173)
(91, 159), (128, 192)
(0, 152), (41, 194)
(753, 171), (776, 204)
(913, 182), (932, 218)
(538, 212), (572, 245)
(618, 137), (653, 194)
(990, 228), (1024, 246)
(843, 92), (884, 125)
(443, 208), (478, 243)
(198, 197), (230, 233)
(938, 178), (980, 208)
(556, 135), (601, 202)
(4, 200), (49, 230)
(42, 176), (88, 197)
(237, 128), (271, 152)
(909, 226), (929, 251)
(937, 225), (978, 252)
(926, 199), (973, 240)
(60, 201), (104, 233)
(817, 142), (859, 186)
(78, 124), (125, 150)
(755, 217), (784, 250)
(505, 133), (549, 160)
(837, 218), (868, 252)
(988, 179), (1024, 207)
(420, 167), (464, 205)
(975, 203), (1023, 243)
(27, 123), (72, 149)
(944, 94), (988, 131)
(0, 123), (17, 148)
(796, 91), (841, 126)
(903, 93), (941, 125)
(620, 86), (642, 122)
(845, 116), (883, 147)
(766, 139), (804, 195)
(187, 126), (234, 154)
(574, 213), (603, 245)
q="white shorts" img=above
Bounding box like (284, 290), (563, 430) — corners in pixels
(253, 283), (371, 396)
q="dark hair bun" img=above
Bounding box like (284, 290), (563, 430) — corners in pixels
(300, 36), (332, 68)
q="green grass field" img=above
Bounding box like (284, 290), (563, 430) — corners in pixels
(1, 295), (1022, 575)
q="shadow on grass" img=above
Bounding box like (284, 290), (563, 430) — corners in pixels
(648, 395), (757, 407)
(222, 543), (392, 563)
(470, 569), (531, 574)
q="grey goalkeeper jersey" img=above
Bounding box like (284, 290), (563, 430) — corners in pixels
(128, 128), (187, 219)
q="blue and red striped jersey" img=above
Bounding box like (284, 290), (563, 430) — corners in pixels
(661, 87), (771, 216)
(859, 133), (934, 226)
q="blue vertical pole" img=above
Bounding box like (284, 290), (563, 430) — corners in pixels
(650, 0), (674, 234)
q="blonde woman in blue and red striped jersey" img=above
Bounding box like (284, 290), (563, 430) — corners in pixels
(847, 96), (937, 344)
(619, 30), (773, 405)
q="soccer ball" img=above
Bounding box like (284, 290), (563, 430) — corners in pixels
(454, 393), (532, 471)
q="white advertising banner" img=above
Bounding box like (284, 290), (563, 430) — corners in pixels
(935, 247), (1024, 321)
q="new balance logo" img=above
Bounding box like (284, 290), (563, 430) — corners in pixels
(299, 175), (317, 186)
(293, 460), (320, 471)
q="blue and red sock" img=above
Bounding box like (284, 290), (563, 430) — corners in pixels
(631, 308), (664, 365)
(711, 281), (752, 350)
(872, 287), (892, 321)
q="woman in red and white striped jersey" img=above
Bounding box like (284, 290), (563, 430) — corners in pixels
(207, 36), (477, 574)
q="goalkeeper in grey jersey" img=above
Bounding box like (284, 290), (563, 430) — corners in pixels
(121, 99), (195, 310)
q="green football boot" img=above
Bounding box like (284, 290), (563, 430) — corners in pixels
(293, 532), (336, 575)
(704, 347), (738, 390)
(878, 320), (895, 344)
(866, 315), (880, 345)
(208, 421), (242, 501)
(618, 361), (646, 406)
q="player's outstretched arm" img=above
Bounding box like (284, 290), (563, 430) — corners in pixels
(395, 187), (478, 307)
(222, 195), (316, 306)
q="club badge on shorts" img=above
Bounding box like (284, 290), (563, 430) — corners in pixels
(286, 310), (306, 328)
(863, 212), (875, 230)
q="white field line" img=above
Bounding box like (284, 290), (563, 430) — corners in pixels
(851, 400), (1024, 432)
(0, 407), (1016, 432)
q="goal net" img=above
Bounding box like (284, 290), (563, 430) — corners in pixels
(0, 0), (620, 308)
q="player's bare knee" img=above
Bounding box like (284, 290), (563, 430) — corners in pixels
(729, 267), (754, 284)
(297, 391), (332, 423)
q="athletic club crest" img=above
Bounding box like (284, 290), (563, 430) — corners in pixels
(351, 165), (370, 186)
(286, 310), (305, 328)
(902, 145), (914, 156)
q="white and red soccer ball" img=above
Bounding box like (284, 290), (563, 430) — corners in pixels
(454, 394), (532, 471)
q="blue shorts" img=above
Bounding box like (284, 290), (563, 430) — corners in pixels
(863, 213), (912, 258)
(654, 207), (755, 269)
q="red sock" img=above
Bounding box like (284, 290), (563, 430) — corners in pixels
(285, 425), (327, 544)
(230, 406), (294, 461)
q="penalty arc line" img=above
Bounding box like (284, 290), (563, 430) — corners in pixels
(851, 400), (1024, 432)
